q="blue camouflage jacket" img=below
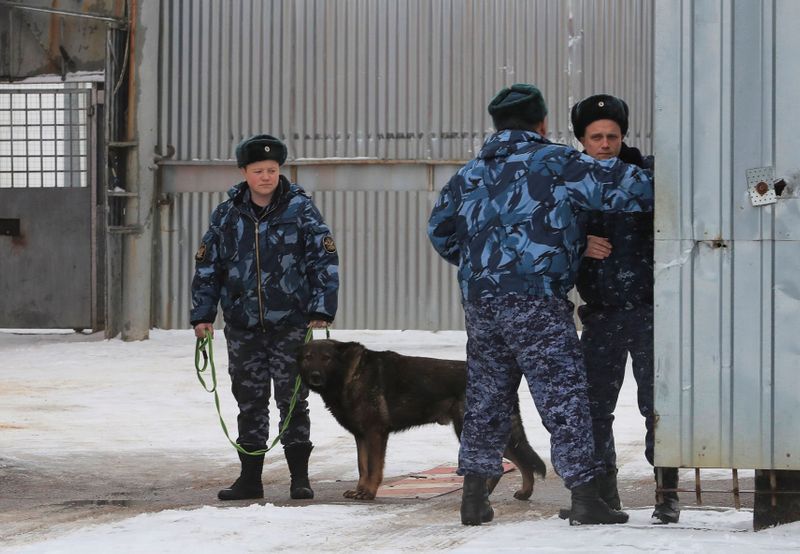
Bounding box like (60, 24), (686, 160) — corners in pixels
(427, 130), (653, 302)
(190, 177), (339, 330)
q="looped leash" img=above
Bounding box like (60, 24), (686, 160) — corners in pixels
(195, 326), (330, 456)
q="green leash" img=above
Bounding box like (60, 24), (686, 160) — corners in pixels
(195, 326), (329, 456)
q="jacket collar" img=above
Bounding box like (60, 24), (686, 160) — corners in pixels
(227, 175), (293, 213)
(477, 129), (550, 161)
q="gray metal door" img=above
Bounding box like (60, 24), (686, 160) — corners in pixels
(654, 1), (800, 471)
(0, 85), (97, 329)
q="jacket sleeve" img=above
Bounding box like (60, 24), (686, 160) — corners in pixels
(190, 206), (224, 326)
(301, 200), (339, 322)
(560, 148), (654, 214)
(427, 174), (463, 266)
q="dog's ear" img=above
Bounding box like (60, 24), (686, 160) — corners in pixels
(337, 341), (365, 369)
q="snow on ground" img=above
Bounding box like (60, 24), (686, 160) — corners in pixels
(5, 505), (800, 554)
(1, 329), (798, 553)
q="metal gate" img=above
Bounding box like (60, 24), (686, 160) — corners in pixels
(654, 0), (800, 471)
(0, 84), (99, 329)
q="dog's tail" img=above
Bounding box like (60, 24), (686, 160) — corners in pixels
(509, 399), (547, 479)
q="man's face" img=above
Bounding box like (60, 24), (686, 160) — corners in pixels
(242, 159), (280, 203)
(579, 119), (622, 160)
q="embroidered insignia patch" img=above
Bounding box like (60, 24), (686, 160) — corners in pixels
(323, 235), (337, 253)
(195, 242), (207, 262)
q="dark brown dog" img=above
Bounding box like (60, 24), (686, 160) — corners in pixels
(298, 339), (546, 500)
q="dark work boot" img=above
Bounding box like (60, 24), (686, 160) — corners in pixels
(559, 468), (621, 520)
(653, 467), (680, 524)
(460, 474), (494, 526)
(596, 467), (622, 510)
(218, 448), (265, 501)
(284, 442), (314, 500)
(568, 479), (629, 525)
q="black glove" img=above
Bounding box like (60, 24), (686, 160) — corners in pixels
(618, 142), (644, 166)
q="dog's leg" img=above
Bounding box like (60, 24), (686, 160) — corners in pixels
(344, 436), (370, 499)
(503, 407), (546, 500)
(451, 402), (465, 440)
(501, 448), (534, 500)
(349, 431), (388, 500)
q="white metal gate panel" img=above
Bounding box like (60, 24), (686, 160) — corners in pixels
(654, 0), (800, 470)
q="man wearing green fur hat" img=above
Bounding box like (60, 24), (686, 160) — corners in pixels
(429, 83), (654, 526)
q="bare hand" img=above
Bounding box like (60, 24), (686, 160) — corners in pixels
(584, 235), (612, 260)
(194, 322), (214, 339)
(308, 320), (329, 329)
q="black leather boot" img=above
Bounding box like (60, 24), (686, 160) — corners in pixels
(568, 479), (629, 525)
(460, 474), (494, 526)
(558, 467), (622, 520)
(284, 442), (314, 500)
(218, 448), (265, 501)
(653, 467), (680, 524)
(596, 467), (622, 510)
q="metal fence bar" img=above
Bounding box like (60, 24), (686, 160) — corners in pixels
(0, 85), (91, 189)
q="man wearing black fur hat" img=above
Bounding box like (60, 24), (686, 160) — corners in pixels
(191, 134), (339, 501)
(429, 84), (654, 526)
(571, 94), (680, 524)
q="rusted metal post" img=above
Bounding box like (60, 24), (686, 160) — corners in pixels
(694, 468), (702, 505)
(732, 468), (741, 510)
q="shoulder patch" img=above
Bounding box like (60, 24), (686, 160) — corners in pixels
(195, 242), (207, 262)
(323, 235), (337, 253)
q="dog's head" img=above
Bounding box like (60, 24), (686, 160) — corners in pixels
(297, 339), (365, 391)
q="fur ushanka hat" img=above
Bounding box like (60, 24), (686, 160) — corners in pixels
(570, 94), (629, 139)
(235, 134), (288, 167)
(487, 83), (548, 128)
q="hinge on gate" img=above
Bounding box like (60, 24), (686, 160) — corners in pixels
(107, 225), (143, 235)
(108, 141), (138, 148)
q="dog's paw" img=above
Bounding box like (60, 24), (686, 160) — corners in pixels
(356, 489), (377, 500)
(344, 488), (376, 500)
(514, 487), (533, 501)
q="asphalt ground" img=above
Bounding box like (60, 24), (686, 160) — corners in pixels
(1, 449), (755, 549)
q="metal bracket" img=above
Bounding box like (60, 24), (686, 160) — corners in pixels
(0, 218), (21, 237)
(747, 167), (777, 206)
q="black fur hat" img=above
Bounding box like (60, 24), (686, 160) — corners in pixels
(570, 94), (629, 139)
(488, 83), (548, 128)
(235, 134), (288, 167)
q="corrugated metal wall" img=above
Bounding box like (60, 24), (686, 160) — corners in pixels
(157, 183), (464, 330)
(654, 0), (800, 470)
(158, 0), (652, 160)
(155, 0), (654, 330)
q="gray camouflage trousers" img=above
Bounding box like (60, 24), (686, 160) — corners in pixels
(224, 325), (311, 449)
(461, 294), (601, 489)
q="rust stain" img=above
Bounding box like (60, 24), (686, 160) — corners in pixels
(48, 0), (61, 62)
(0, 423), (25, 430)
(11, 234), (27, 250)
(113, 0), (127, 19)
